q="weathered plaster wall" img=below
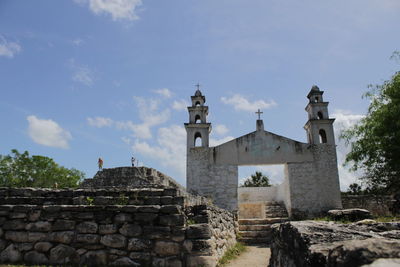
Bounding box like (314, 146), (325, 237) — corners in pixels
(238, 186), (288, 218)
(187, 148), (238, 211)
(238, 186), (286, 203)
(287, 145), (342, 218)
(211, 130), (313, 166)
(187, 130), (342, 218)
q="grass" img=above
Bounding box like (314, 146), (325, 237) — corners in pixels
(187, 219), (196, 225)
(373, 216), (400, 222)
(217, 242), (247, 266)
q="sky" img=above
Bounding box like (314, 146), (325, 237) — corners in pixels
(1, 0), (399, 190)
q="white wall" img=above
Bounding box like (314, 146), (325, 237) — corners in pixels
(238, 185), (283, 203)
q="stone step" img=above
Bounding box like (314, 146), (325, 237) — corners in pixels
(239, 230), (271, 238)
(265, 201), (282, 205)
(237, 237), (272, 245)
(265, 210), (287, 214)
(265, 202), (288, 219)
(239, 224), (272, 231)
(239, 218), (288, 225)
(265, 207), (287, 212)
(265, 212), (288, 217)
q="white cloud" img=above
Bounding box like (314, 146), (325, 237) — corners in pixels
(75, 0), (142, 21)
(153, 88), (172, 98)
(332, 109), (365, 190)
(87, 117), (114, 127)
(214, 124), (229, 136)
(133, 96), (170, 126)
(172, 99), (189, 111)
(72, 38), (84, 46)
(132, 125), (187, 179)
(221, 94), (277, 112)
(88, 96), (170, 139)
(116, 121), (153, 139)
(210, 136), (235, 146)
(27, 115), (72, 149)
(69, 59), (94, 86)
(0, 36), (21, 58)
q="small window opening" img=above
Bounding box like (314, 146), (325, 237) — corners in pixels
(195, 115), (201, 123)
(195, 101), (201, 106)
(319, 129), (327, 143)
(194, 132), (202, 147)
(315, 97), (319, 102)
(317, 112), (323, 119)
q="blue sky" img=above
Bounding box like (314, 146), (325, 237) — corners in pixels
(1, 0), (399, 189)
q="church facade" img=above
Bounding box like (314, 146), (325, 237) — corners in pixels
(185, 86), (342, 218)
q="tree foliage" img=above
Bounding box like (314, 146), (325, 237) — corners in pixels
(348, 183), (362, 195)
(0, 149), (84, 188)
(241, 171), (271, 187)
(341, 55), (400, 193)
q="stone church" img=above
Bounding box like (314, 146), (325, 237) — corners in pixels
(185, 86), (342, 218)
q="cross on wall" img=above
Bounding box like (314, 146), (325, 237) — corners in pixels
(255, 109), (263, 120)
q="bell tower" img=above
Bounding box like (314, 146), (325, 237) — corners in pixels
(304, 85), (336, 145)
(184, 86), (211, 150)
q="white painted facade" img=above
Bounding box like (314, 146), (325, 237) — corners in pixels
(185, 86), (342, 218)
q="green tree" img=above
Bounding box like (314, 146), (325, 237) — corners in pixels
(341, 53), (400, 193)
(348, 183), (362, 195)
(0, 149), (84, 188)
(241, 171), (271, 187)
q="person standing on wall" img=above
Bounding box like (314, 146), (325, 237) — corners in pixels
(131, 156), (136, 167)
(98, 157), (103, 171)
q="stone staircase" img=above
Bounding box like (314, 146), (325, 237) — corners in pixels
(265, 201), (289, 218)
(238, 201), (289, 245)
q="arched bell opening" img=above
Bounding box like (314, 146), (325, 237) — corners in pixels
(195, 115), (201, 123)
(319, 129), (327, 143)
(194, 132), (202, 147)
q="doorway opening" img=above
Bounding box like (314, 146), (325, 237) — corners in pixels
(238, 165), (287, 219)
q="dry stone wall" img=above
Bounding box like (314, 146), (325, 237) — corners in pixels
(185, 205), (237, 266)
(342, 195), (396, 216)
(0, 187), (237, 267)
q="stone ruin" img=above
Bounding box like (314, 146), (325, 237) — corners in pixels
(1, 86), (399, 266)
(0, 166), (399, 267)
(270, 220), (400, 267)
(80, 167), (185, 192)
(0, 167), (237, 266)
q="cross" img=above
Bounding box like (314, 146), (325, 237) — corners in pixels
(255, 109), (263, 120)
(195, 83), (201, 90)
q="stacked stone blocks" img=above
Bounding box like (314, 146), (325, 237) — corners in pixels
(0, 187), (236, 266)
